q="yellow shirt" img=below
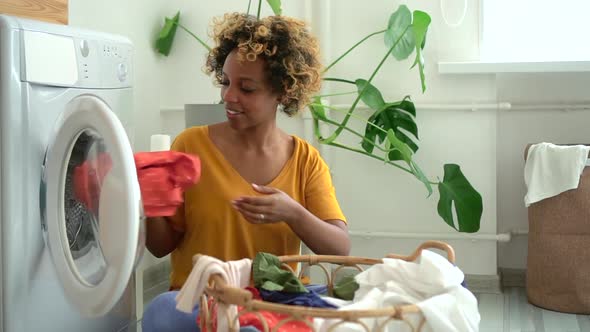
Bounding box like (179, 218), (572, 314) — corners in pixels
(168, 126), (346, 289)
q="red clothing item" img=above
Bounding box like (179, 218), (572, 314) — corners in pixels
(134, 151), (201, 217)
(73, 151), (201, 217)
(199, 287), (313, 332)
(73, 153), (113, 213)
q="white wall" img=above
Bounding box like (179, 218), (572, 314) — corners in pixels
(69, 0), (590, 275)
(496, 73), (590, 269)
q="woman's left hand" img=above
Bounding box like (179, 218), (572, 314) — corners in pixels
(231, 183), (302, 225)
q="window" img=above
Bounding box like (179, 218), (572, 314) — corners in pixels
(481, 0), (590, 62)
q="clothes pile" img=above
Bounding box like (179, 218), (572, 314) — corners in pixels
(175, 251), (480, 332)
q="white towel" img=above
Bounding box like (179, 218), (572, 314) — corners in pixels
(524, 142), (590, 207)
(314, 250), (480, 331)
(175, 255), (252, 331)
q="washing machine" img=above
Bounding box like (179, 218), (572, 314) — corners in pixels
(0, 15), (144, 331)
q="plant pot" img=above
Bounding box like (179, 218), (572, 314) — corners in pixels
(184, 103), (226, 128)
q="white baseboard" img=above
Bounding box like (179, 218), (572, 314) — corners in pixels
(465, 274), (502, 294)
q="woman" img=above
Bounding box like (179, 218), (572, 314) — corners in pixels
(142, 12), (350, 332)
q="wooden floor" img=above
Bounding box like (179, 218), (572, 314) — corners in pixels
(477, 287), (590, 332)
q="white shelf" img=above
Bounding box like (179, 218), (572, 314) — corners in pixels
(438, 60), (590, 74)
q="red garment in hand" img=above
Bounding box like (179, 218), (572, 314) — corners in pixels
(73, 151), (201, 217)
(198, 287), (313, 332)
(134, 151), (201, 217)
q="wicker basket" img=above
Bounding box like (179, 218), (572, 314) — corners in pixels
(199, 240), (456, 332)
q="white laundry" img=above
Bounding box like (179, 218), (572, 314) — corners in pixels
(314, 250), (480, 332)
(524, 142), (590, 207)
(175, 255), (252, 332)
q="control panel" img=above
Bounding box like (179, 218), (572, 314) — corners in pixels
(76, 37), (133, 88)
(22, 29), (133, 89)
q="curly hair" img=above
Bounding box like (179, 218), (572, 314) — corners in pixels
(205, 12), (322, 116)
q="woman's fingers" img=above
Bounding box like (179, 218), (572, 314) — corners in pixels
(251, 183), (278, 194)
(235, 205), (270, 224)
(235, 195), (275, 206)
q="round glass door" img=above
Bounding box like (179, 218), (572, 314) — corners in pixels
(42, 95), (144, 317)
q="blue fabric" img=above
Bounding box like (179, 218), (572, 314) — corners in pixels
(304, 284), (328, 295)
(239, 327), (261, 332)
(141, 290), (261, 332)
(141, 291), (199, 332)
(258, 284), (336, 308)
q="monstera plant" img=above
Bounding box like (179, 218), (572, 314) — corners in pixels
(155, 0), (483, 233)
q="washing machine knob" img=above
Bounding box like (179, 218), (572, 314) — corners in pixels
(80, 39), (90, 57)
(117, 63), (128, 82)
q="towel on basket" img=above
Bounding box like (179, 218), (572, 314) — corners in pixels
(524, 142), (590, 207)
(176, 255), (252, 331)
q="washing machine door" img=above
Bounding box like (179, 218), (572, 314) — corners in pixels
(42, 95), (144, 317)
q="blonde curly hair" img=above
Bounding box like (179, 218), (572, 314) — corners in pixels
(205, 12), (322, 116)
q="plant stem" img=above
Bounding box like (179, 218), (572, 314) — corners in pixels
(176, 22), (212, 52)
(323, 29), (387, 74)
(323, 25), (410, 144)
(247, 0), (252, 14)
(323, 77), (356, 85)
(325, 141), (413, 174)
(311, 109), (390, 153)
(315, 91), (358, 98)
(257, 0), (262, 19)
(310, 103), (389, 138)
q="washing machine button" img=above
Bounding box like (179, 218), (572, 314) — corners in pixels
(80, 40), (90, 57)
(117, 63), (128, 82)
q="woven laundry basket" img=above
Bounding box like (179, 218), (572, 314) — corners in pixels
(525, 144), (590, 313)
(198, 241), (456, 332)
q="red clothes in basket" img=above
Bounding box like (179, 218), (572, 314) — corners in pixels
(199, 287), (313, 332)
(74, 151), (201, 217)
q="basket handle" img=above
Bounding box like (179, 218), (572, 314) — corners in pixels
(205, 274), (253, 307)
(385, 240), (455, 264)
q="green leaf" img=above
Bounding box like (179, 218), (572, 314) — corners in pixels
(410, 11), (431, 92)
(437, 164), (483, 233)
(386, 129), (412, 164)
(309, 96), (328, 121)
(155, 12), (180, 56)
(384, 5), (415, 61)
(355, 79), (386, 110)
(411, 160), (433, 197)
(362, 98), (420, 157)
(387, 132), (418, 161)
(265, 0), (282, 15)
(382, 97), (416, 118)
(382, 106), (418, 138)
(361, 124), (379, 154)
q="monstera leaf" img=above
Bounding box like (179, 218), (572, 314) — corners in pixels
(438, 164), (483, 232)
(385, 5), (414, 61)
(360, 96), (418, 159)
(410, 10), (431, 92)
(155, 12), (180, 56)
(265, 0), (283, 15)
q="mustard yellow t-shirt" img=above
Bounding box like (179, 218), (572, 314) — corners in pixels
(167, 126), (346, 289)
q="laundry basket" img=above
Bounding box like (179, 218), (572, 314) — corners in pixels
(198, 241), (456, 332)
(524, 143), (590, 313)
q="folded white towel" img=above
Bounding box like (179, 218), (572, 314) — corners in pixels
(524, 142), (590, 207)
(175, 255), (252, 331)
